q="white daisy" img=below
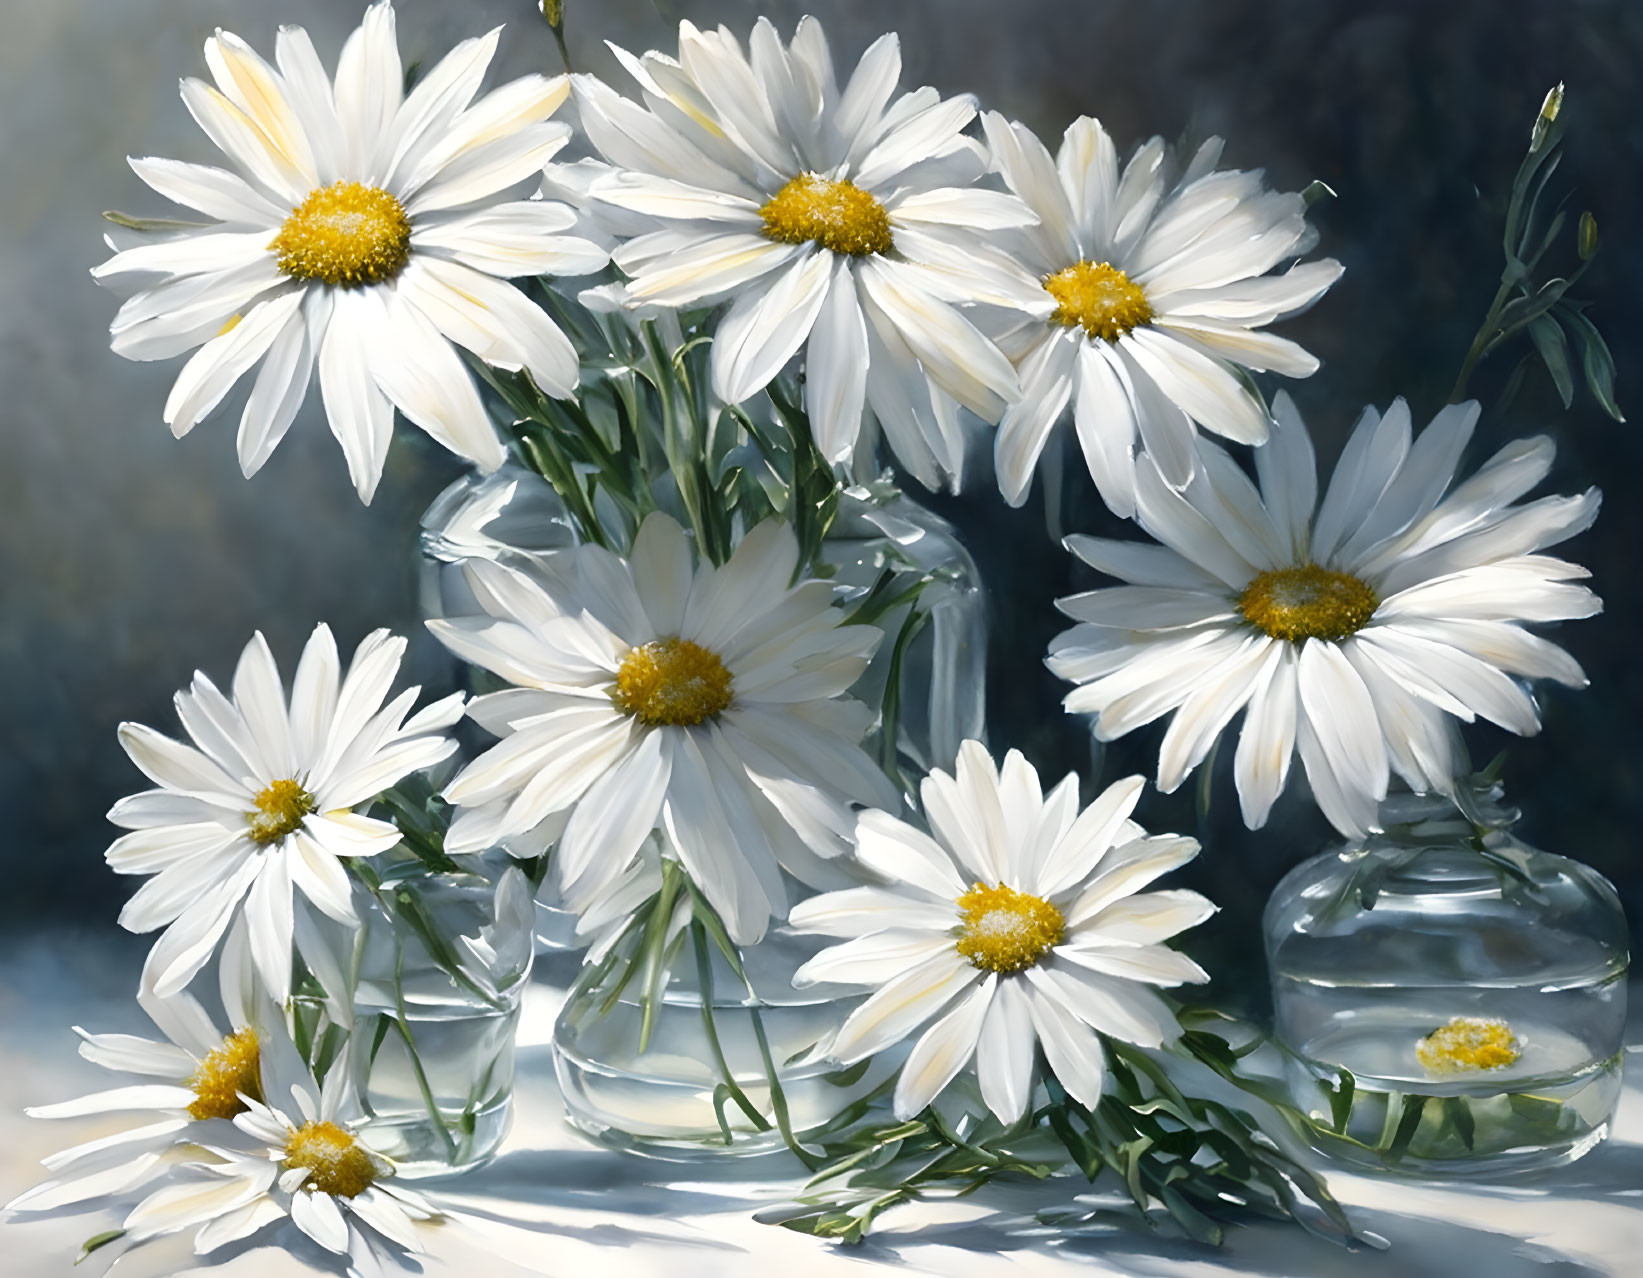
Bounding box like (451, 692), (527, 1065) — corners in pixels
(120, 1052), (436, 1270)
(575, 17), (1045, 491)
(979, 112), (1342, 514)
(1048, 393), (1601, 836)
(93, 1), (608, 502)
(6, 921), (283, 1215)
(428, 512), (900, 945)
(109, 623), (465, 1003)
(788, 741), (1212, 1124)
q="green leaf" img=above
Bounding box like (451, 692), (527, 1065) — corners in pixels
(1561, 305), (1625, 422)
(1443, 1096), (1476, 1150)
(1300, 180), (1337, 209)
(1386, 1094), (1428, 1161)
(76, 1230), (125, 1265)
(824, 1058), (871, 1087)
(102, 209), (203, 232)
(1528, 315), (1574, 407)
(1494, 276), (1572, 338)
(1322, 1067), (1355, 1134)
(1578, 210), (1599, 261)
(1160, 1185), (1223, 1245)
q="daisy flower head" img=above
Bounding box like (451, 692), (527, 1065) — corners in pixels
(1048, 393), (1601, 837)
(788, 742), (1212, 1124)
(109, 623), (465, 1004)
(428, 511), (901, 946)
(979, 112), (1342, 514)
(576, 17), (1046, 491)
(93, 1), (609, 503)
(120, 1049), (436, 1270)
(7, 919), (285, 1216)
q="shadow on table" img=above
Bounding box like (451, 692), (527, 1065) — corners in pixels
(838, 1176), (1611, 1278)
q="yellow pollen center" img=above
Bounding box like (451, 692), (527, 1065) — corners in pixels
(271, 181), (412, 287)
(1044, 260), (1153, 341)
(611, 637), (734, 727)
(187, 1027), (262, 1121)
(955, 883), (1065, 974)
(1416, 1016), (1522, 1075)
(246, 778), (315, 845)
(1238, 563), (1379, 643)
(284, 1121), (377, 1198)
(759, 173), (894, 257)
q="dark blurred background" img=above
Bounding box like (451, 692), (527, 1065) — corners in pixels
(2, 0), (1639, 1008)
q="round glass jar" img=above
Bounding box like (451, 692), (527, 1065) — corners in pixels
(1265, 818), (1628, 1177)
(553, 916), (899, 1159)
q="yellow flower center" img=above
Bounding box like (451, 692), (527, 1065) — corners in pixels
(611, 638), (734, 728)
(271, 181), (412, 287)
(1044, 260), (1154, 342)
(284, 1120), (377, 1198)
(246, 778), (315, 845)
(186, 1026), (262, 1121)
(1416, 1016), (1523, 1075)
(1238, 563), (1379, 643)
(759, 173), (894, 257)
(955, 883), (1065, 974)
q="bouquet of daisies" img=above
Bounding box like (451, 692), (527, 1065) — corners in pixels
(7, 3), (1620, 1272)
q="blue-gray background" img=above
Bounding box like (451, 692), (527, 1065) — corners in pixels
(2, 0), (1640, 1003)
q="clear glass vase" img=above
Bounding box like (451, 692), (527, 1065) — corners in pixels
(820, 482), (987, 781)
(1264, 802), (1628, 1177)
(552, 917), (899, 1159)
(344, 854), (534, 1177)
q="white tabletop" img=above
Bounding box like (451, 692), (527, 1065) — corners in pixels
(3, 946), (1639, 1278)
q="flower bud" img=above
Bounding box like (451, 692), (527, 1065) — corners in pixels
(1531, 82), (1564, 150)
(1578, 211), (1598, 261)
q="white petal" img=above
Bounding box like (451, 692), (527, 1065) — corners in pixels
(317, 290), (395, 503)
(828, 950), (979, 1063)
(245, 851), (294, 1005)
(163, 291), (303, 439)
(291, 1189), (351, 1254)
(893, 976), (994, 1120)
(369, 288), (505, 473)
(711, 249), (834, 405)
(1121, 326), (1269, 444)
(786, 886), (959, 938)
(805, 257), (871, 464)
(1025, 984), (1107, 1110)
(1028, 964), (1179, 1047)
(853, 808), (967, 901)
(974, 977), (1035, 1123)
(792, 928), (957, 989)
(399, 257), (579, 398)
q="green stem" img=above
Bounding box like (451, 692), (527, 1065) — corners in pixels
(392, 936), (461, 1165)
(689, 919), (771, 1137)
(1449, 275), (1516, 403)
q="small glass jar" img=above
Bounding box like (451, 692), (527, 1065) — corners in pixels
(345, 855), (534, 1177)
(553, 916), (898, 1159)
(1265, 797), (1628, 1177)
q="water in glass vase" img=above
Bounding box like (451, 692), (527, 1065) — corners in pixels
(1267, 841), (1628, 1176)
(554, 923), (900, 1159)
(347, 860), (534, 1177)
